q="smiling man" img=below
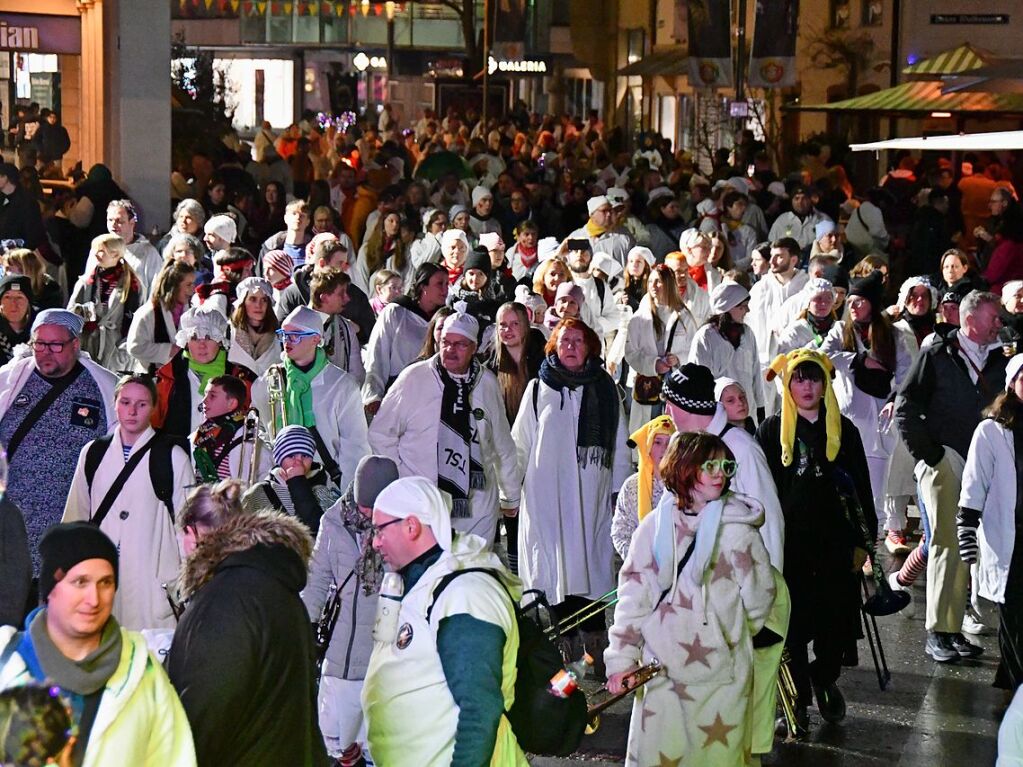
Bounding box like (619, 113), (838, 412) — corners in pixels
(369, 307), (521, 546)
(0, 309), (117, 575)
(0, 522), (196, 766)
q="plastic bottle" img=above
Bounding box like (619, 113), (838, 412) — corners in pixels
(372, 571), (405, 644)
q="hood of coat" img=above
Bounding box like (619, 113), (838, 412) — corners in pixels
(721, 492), (765, 529)
(179, 510), (314, 598)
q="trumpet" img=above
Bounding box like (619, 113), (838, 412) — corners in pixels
(776, 649), (806, 741)
(265, 364), (288, 441)
(585, 659), (662, 733)
(237, 407), (263, 486)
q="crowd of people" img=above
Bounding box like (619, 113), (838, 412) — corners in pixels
(1, 102), (1023, 766)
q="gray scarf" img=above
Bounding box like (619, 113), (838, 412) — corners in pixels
(29, 610), (123, 695)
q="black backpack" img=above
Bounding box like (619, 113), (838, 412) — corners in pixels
(426, 567), (587, 757)
(84, 432), (187, 524)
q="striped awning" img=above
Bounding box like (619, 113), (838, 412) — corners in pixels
(902, 43), (991, 76)
(790, 80), (1023, 115)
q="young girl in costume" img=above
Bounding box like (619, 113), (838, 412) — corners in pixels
(605, 431), (776, 766)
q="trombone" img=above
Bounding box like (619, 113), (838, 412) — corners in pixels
(264, 364), (288, 441)
(585, 659), (662, 733)
(543, 589), (619, 640)
(776, 649), (806, 741)
(237, 407), (263, 486)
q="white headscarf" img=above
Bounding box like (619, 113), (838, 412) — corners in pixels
(374, 476), (453, 550)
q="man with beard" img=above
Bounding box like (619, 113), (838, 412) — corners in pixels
(564, 238), (622, 338)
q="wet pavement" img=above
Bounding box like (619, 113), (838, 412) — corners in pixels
(532, 543), (1008, 767)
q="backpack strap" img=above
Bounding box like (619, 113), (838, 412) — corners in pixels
(425, 567), (513, 624)
(149, 433), (189, 522)
(84, 435), (115, 493)
(532, 380), (539, 419)
(655, 537), (697, 609)
(90, 440), (158, 529)
(308, 425), (343, 488)
(6, 364), (85, 460)
(152, 306), (170, 344)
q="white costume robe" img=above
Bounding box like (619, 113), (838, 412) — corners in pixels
(512, 376), (630, 603)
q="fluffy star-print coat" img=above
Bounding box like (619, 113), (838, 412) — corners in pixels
(605, 493), (776, 767)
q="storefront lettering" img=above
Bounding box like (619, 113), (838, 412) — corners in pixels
(0, 22), (40, 50)
(487, 56), (548, 75)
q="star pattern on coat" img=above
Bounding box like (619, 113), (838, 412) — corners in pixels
(655, 601), (676, 623)
(651, 752), (682, 767)
(674, 589), (694, 611)
(732, 543), (755, 576)
(615, 624), (645, 648)
(621, 566), (645, 585)
(698, 712), (737, 748)
(640, 704), (657, 732)
(711, 552), (735, 583)
(671, 679), (695, 701)
(678, 633), (715, 668)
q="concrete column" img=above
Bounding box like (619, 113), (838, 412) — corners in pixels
(76, 0), (104, 170)
(103, 0), (170, 231)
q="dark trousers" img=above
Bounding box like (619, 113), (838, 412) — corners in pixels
(785, 567), (859, 707)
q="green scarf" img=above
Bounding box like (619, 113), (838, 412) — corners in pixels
(185, 348), (227, 394)
(284, 348), (329, 427)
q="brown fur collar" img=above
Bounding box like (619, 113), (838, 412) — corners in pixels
(179, 510), (313, 599)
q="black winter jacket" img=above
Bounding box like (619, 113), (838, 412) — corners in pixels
(895, 327), (1008, 467)
(167, 512), (329, 767)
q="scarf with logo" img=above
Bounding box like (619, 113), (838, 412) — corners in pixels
(538, 352), (619, 469)
(434, 355), (485, 519)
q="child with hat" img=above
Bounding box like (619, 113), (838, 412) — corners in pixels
(755, 348), (877, 731)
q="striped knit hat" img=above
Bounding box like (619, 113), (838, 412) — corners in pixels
(263, 249), (294, 280)
(273, 425), (317, 466)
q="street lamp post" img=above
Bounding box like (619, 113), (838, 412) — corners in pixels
(385, 1), (396, 80)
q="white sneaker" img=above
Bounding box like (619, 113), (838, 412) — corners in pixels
(962, 611), (989, 636)
(888, 572), (915, 618)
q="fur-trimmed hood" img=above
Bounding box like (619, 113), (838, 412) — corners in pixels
(179, 510), (314, 599)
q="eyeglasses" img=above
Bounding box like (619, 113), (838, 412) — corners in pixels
(275, 330), (319, 344)
(31, 339), (71, 353)
(701, 458), (737, 477)
(370, 518), (403, 538)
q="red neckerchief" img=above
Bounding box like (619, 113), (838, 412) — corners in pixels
(518, 246), (538, 269)
(447, 266), (463, 285)
(688, 263), (708, 290)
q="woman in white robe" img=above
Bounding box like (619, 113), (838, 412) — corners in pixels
(820, 271), (912, 530)
(623, 265), (697, 435)
(688, 281), (765, 423)
(513, 317), (630, 669)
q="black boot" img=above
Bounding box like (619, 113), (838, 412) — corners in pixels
(813, 681), (847, 723)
